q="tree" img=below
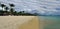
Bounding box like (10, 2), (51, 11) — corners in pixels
(0, 10), (4, 16)
(10, 8), (14, 15)
(1, 4), (6, 11)
(4, 7), (9, 15)
(0, 4), (6, 15)
(13, 11), (18, 15)
(18, 11), (22, 15)
(9, 4), (15, 15)
(9, 4), (15, 7)
(4, 7), (9, 12)
(21, 11), (25, 15)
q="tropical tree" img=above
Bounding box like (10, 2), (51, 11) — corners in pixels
(9, 4), (15, 7)
(0, 4), (6, 15)
(21, 11), (25, 14)
(13, 11), (18, 15)
(10, 8), (14, 15)
(18, 11), (22, 15)
(1, 4), (6, 11)
(4, 7), (9, 15)
(0, 10), (4, 16)
(4, 7), (9, 12)
(9, 4), (15, 15)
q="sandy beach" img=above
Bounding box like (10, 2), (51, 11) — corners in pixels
(0, 16), (39, 29)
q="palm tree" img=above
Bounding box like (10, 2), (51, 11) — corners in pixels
(9, 4), (15, 15)
(9, 4), (15, 7)
(18, 11), (22, 15)
(0, 10), (4, 16)
(1, 4), (6, 15)
(13, 11), (18, 15)
(4, 7), (9, 15)
(22, 11), (24, 13)
(5, 7), (9, 12)
(20, 11), (25, 15)
(1, 4), (6, 11)
(9, 8), (14, 15)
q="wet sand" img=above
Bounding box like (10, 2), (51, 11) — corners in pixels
(0, 16), (39, 29)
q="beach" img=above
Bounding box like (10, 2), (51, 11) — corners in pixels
(0, 16), (39, 29)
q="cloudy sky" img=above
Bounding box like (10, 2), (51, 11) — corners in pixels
(0, 0), (60, 15)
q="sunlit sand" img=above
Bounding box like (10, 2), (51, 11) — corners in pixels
(0, 16), (39, 29)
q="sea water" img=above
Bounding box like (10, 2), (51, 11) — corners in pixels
(38, 16), (60, 29)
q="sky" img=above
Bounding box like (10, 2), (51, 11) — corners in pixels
(0, 0), (60, 15)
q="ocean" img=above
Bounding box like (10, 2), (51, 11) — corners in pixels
(38, 16), (60, 29)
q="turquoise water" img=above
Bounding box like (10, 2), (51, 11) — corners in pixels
(38, 16), (60, 29)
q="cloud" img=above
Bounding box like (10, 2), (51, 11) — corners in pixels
(38, 0), (60, 15)
(0, 0), (60, 15)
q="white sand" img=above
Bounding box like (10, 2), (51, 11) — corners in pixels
(0, 16), (39, 29)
